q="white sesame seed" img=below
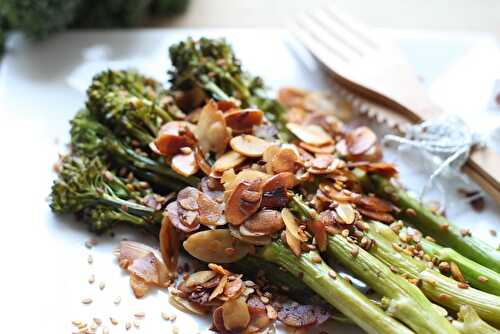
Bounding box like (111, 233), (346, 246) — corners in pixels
(88, 255), (93, 265)
(82, 298), (93, 305)
(88, 274), (95, 284)
(109, 317), (118, 326)
(99, 282), (105, 290)
(134, 312), (145, 318)
(114, 296), (121, 305)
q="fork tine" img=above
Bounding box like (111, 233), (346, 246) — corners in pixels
(290, 22), (352, 72)
(309, 8), (373, 57)
(296, 13), (359, 62)
(324, 4), (379, 50)
(289, 19), (349, 72)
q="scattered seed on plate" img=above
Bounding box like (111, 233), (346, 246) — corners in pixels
(88, 274), (95, 284)
(133, 320), (140, 329)
(99, 282), (106, 290)
(93, 318), (102, 326)
(161, 312), (176, 321)
(125, 322), (131, 331)
(114, 296), (121, 305)
(328, 270), (337, 279)
(87, 254), (93, 265)
(110, 317), (118, 325)
(72, 320), (82, 326)
(102, 327), (109, 334)
(85, 238), (97, 249)
(82, 298), (93, 305)
(134, 312), (145, 318)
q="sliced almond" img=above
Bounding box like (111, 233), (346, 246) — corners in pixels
(278, 87), (306, 108)
(221, 169), (237, 189)
(159, 215), (179, 274)
(335, 203), (355, 225)
(281, 208), (307, 242)
(225, 180), (263, 226)
(171, 151), (199, 177)
(169, 291), (208, 315)
(224, 108), (263, 132)
(243, 210), (284, 236)
(213, 151), (246, 172)
(263, 144), (281, 162)
(286, 123), (332, 146)
(230, 135), (270, 157)
(194, 147), (212, 176)
(299, 141), (335, 154)
(183, 229), (251, 263)
(222, 297), (251, 331)
(195, 100), (230, 155)
(153, 134), (193, 157)
(227, 169), (270, 191)
(209, 275), (229, 301)
(223, 277), (244, 299)
(165, 201), (199, 233)
(309, 220), (327, 252)
(285, 229), (302, 256)
(346, 126), (377, 155)
(197, 192), (224, 226)
(356, 195), (393, 213)
(271, 148), (298, 174)
(230, 225), (272, 246)
(130, 273), (149, 298)
(186, 271), (217, 288)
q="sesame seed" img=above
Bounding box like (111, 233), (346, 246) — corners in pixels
(134, 312), (145, 318)
(88, 255), (93, 264)
(114, 296), (121, 305)
(125, 322), (131, 331)
(72, 320), (82, 326)
(438, 294), (450, 301)
(478, 276), (489, 283)
(110, 317), (118, 326)
(88, 274), (95, 284)
(441, 224), (449, 232)
(328, 270), (337, 279)
(85, 239), (97, 249)
(161, 312), (176, 321)
(460, 228), (471, 237)
(102, 327), (109, 334)
(99, 282), (106, 290)
(457, 282), (469, 289)
(260, 296), (270, 304)
(405, 208), (416, 217)
(81, 298), (93, 305)
(93, 318), (102, 326)
(311, 255), (322, 263)
(180, 147), (192, 154)
(350, 246), (359, 257)
(133, 320), (140, 329)
(490, 229), (497, 237)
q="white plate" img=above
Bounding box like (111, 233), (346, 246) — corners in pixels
(0, 28), (499, 334)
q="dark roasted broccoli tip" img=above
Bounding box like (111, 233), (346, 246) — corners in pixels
(0, 0), (81, 39)
(50, 155), (162, 233)
(168, 37), (265, 106)
(86, 70), (180, 147)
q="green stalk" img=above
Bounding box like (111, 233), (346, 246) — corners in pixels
(367, 175), (500, 274)
(259, 242), (414, 334)
(327, 234), (458, 334)
(452, 305), (500, 334)
(413, 230), (500, 296)
(367, 222), (500, 326)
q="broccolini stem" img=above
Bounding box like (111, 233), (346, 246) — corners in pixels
(367, 222), (500, 326)
(367, 175), (500, 274)
(327, 234), (458, 334)
(452, 305), (500, 334)
(258, 242), (414, 334)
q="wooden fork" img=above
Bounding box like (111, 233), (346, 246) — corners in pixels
(290, 4), (500, 203)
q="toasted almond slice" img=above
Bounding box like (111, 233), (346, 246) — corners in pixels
(195, 100), (230, 155)
(225, 179), (263, 225)
(229, 225), (272, 246)
(227, 169), (270, 191)
(224, 108), (263, 132)
(278, 87), (307, 108)
(171, 151), (199, 177)
(213, 151), (246, 172)
(263, 144), (280, 162)
(336, 203), (355, 225)
(285, 229), (302, 256)
(356, 195), (393, 213)
(309, 220), (327, 252)
(281, 208), (307, 242)
(261, 172), (297, 194)
(169, 291), (208, 315)
(209, 275), (229, 301)
(186, 271), (217, 288)
(230, 135), (270, 158)
(271, 148), (298, 174)
(243, 210), (284, 236)
(299, 141), (335, 154)
(183, 229), (251, 263)
(153, 134), (193, 157)
(223, 277), (244, 299)
(197, 192), (225, 226)
(286, 123), (332, 146)
(221, 169), (237, 189)
(222, 297), (251, 331)
(194, 147), (212, 176)
(346, 126), (377, 155)
(159, 215), (179, 274)
(130, 273), (149, 298)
